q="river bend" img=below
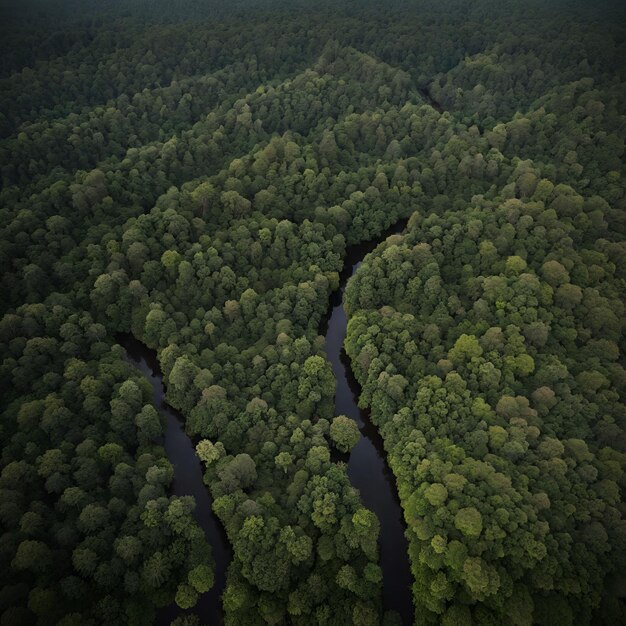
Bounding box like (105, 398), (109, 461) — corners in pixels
(117, 218), (413, 625)
(322, 220), (413, 624)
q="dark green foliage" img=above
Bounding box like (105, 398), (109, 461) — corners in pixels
(0, 307), (213, 624)
(330, 416), (361, 453)
(1, 0), (625, 624)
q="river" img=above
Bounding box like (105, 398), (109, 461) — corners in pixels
(117, 333), (231, 626)
(117, 218), (413, 625)
(322, 219), (414, 625)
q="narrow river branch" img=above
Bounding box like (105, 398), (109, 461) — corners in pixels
(321, 220), (414, 625)
(117, 333), (232, 626)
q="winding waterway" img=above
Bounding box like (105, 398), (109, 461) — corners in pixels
(117, 333), (231, 626)
(117, 218), (413, 625)
(322, 220), (414, 625)
(418, 86), (444, 113)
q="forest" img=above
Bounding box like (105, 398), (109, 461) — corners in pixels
(1, 0), (625, 624)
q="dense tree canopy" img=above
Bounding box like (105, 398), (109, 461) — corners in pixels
(1, 0), (625, 624)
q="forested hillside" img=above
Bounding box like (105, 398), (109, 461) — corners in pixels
(1, 1), (625, 625)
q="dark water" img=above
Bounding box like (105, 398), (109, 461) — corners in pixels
(418, 86), (444, 113)
(117, 333), (231, 626)
(322, 219), (414, 625)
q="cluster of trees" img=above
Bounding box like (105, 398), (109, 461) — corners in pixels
(1, 57), (299, 188)
(0, 42), (414, 313)
(429, 20), (625, 128)
(345, 184), (626, 623)
(0, 304), (213, 624)
(342, 28), (626, 624)
(1, 0), (624, 624)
